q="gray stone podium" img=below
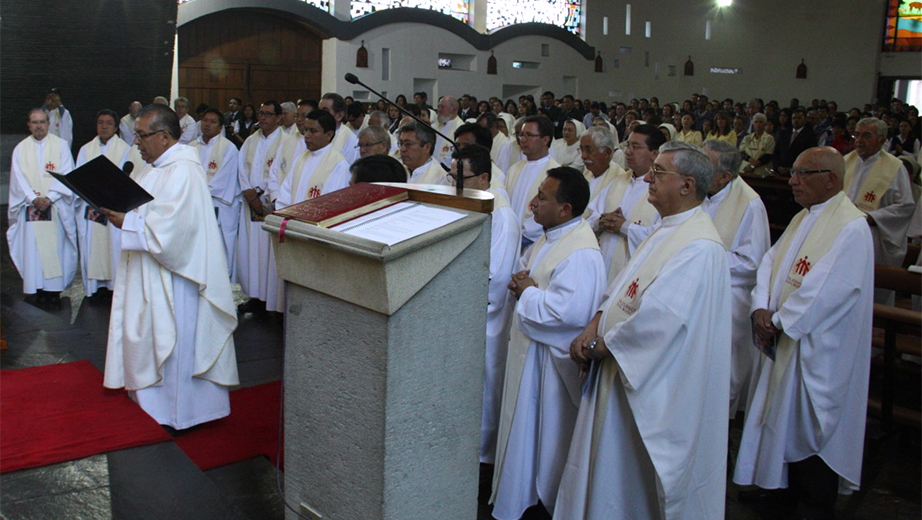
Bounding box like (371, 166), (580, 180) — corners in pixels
(263, 189), (492, 520)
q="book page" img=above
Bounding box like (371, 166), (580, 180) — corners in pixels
(330, 202), (466, 246)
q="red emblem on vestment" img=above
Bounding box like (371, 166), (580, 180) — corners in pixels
(267, 158), (274, 168)
(208, 160), (218, 171)
(795, 256), (811, 276)
(308, 186), (322, 199)
(626, 278), (639, 298)
(863, 191), (876, 203)
(44, 161), (56, 171)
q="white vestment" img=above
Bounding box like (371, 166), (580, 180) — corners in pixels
(119, 114), (136, 144)
(435, 116), (464, 168)
(267, 132), (306, 204)
(7, 134), (78, 294)
(550, 139), (585, 170)
(178, 114), (202, 145)
(492, 131), (510, 162)
(701, 179), (771, 416)
(506, 156), (559, 244)
(480, 189), (522, 464)
(103, 144), (239, 429)
(192, 135), (240, 280)
(75, 136), (131, 295)
(236, 128), (284, 311)
(407, 157), (448, 185)
(491, 218), (606, 520)
(330, 124), (359, 164)
(496, 140), (524, 174)
(276, 143), (351, 209)
(48, 106), (74, 147)
(734, 195), (873, 494)
(555, 207), (731, 520)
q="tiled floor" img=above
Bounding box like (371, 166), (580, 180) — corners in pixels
(1, 207), (919, 519)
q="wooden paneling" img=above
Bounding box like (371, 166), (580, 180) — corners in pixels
(178, 10), (323, 112)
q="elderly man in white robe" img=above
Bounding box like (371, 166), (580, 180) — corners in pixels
(701, 139), (771, 418)
(75, 109), (131, 297)
(120, 101), (142, 144)
(491, 167), (605, 520)
(578, 125), (625, 209)
(585, 124), (667, 283)
(558, 141), (731, 520)
(174, 97), (201, 145)
(237, 101), (286, 314)
(191, 108), (240, 279)
(319, 93), (359, 164)
(433, 95), (465, 168)
(843, 117), (914, 303)
(496, 118), (525, 174)
(8, 108), (77, 306)
(447, 144), (520, 464)
(277, 110), (350, 209)
(505, 115), (561, 248)
(279, 101), (299, 136)
(101, 103), (238, 430)
(267, 100), (312, 208)
(734, 147), (873, 520)
(397, 122), (447, 185)
(550, 119), (586, 170)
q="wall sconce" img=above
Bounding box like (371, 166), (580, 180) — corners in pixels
(487, 50), (497, 75)
(684, 56), (694, 76)
(356, 40), (368, 68)
(796, 59), (807, 79)
(595, 51), (603, 72)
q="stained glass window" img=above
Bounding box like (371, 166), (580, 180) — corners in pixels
(350, 0), (470, 24)
(884, 0), (922, 52)
(487, 0), (581, 36)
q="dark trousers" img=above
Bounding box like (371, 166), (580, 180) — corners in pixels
(789, 456), (839, 520)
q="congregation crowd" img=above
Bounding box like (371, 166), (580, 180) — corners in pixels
(8, 85), (922, 520)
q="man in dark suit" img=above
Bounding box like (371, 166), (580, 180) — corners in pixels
(224, 97), (242, 140)
(773, 109), (816, 175)
(459, 94), (476, 120)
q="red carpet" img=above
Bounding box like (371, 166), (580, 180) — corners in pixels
(0, 361), (172, 474)
(175, 381), (282, 471)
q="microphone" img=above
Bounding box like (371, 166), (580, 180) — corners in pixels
(122, 162), (134, 175)
(343, 73), (464, 192)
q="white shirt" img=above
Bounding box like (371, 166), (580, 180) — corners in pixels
(509, 155), (550, 243)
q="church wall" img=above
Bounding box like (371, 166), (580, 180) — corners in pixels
(319, 0), (893, 110)
(0, 0), (177, 152)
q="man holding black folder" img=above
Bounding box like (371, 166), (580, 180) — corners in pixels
(7, 108), (77, 306)
(101, 103), (239, 430)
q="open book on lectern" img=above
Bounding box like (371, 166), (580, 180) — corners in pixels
(49, 155), (153, 213)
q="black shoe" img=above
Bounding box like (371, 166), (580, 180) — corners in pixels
(237, 298), (266, 314)
(45, 292), (61, 307)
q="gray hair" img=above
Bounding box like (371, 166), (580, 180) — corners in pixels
(138, 103), (181, 140)
(581, 126), (615, 153)
(751, 113), (767, 124)
(28, 108), (49, 121)
(702, 139), (743, 180)
(358, 125), (391, 149)
(856, 117), (888, 139)
(173, 96), (189, 107)
(396, 121), (435, 154)
(658, 140), (714, 201)
(280, 101), (297, 113)
(368, 110), (388, 127)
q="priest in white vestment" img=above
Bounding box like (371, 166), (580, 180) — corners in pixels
(8, 108), (77, 304)
(119, 101), (142, 142)
(174, 97), (202, 145)
(267, 101), (312, 206)
(479, 112), (510, 164)
(397, 122), (448, 185)
(75, 110), (131, 296)
(43, 90), (73, 147)
(844, 118), (914, 303)
(491, 167), (606, 520)
(102, 104), (238, 430)
(550, 119), (586, 170)
(319, 93), (359, 164)
(578, 126), (624, 207)
(434, 96), (465, 168)
(585, 124), (667, 283)
(279, 102), (299, 136)
(702, 140), (771, 417)
(496, 119), (525, 174)
(734, 147), (873, 519)
(447, 145), (521, 463)
(192, 109), (240, 279)
(505, 115), (561, 247)
(237, 101), (286, 313)
(276, 110), (350, 209)
(558, 141), (731, 520)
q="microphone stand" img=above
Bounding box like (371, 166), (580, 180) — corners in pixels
(345, 73), (464, 194)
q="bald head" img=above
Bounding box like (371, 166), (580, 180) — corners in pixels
(789, 146), (845, 208)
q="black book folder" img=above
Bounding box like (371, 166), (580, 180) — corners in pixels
(49, 155), (153, 213)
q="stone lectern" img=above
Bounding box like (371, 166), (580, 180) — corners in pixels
(263, 186), (493, 520)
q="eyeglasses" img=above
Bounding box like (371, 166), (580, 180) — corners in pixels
(355, 141), (384, 150)
(789, 169), (831, 178)
(257, 111), (278, 117)
(647, 165), (684, 180)
(446, 173), (481, 184)
(516, 132), (542, 140)
(397, 140), (420, 149)
(134, 129), (166, 141)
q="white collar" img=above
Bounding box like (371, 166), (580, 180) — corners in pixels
(660, 205), (700, 227)
(153, 143), (181, 167)
(806, 196), (834, 215)
(707, 180), (732, 205)
(310, 142), (333, 157)
(544, 216), (582, 240)
(413, 157), (435, 174)
(526, 154), (550, 166)
(857, 149), (882, 165)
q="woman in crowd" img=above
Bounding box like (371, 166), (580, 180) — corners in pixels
(829, 116), (855, 155)
(395, 94), (407, 108)
(504, 100), (517, 116)
(492, 99), (504, 115)
(776, 108), (793, 133)
(705, 110), (737, 144)
(549, 119), (585, 169)
(658, 123), (677, 142)
(733, 115), (747, 146)
(739, 113), (775, 176)
(478, 100), (491, 115)
(675, 112), (703, 146)
(889, 117), (921, 157)
(387, 104), (402, 134)
(234, 103), (258, 140)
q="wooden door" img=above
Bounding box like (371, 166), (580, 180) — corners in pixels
(178, 10), (323, 112)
